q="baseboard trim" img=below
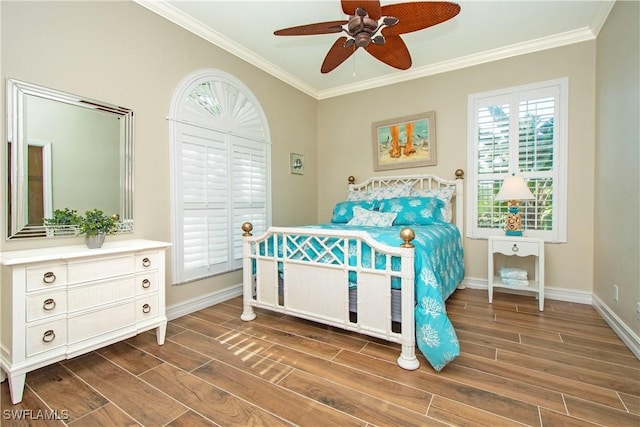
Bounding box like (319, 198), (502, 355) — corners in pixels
(592, 294), (640, 359)
(166, 283), (242, 321)
(461, 277), (593, 304)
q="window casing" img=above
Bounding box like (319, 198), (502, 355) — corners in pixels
(169, 70), (271, 284)
(466, 78), (568, 242)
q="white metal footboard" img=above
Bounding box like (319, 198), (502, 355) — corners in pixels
(241, 223), (420, 370)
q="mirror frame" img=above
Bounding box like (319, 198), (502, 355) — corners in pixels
(6, 78), (134, 239)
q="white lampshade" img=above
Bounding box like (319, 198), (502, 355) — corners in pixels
(495, 174), (535, 201)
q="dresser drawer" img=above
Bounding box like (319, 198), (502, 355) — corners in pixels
(492, 239), (539, 257)
(68, 277), (135, 313)
(135, 252), (159, 272)
(26, 318), (67, 357)
(136, 295), (159, 322)
(26, 264), (68, 291)
(68, 302), (136, 344)
(68, 256), (134, 284)
(135, 272), (159, 295)
(26, 290), (67, 322)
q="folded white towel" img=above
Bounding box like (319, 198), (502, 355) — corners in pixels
(498, 267), (528, 280)
(500, 277), (530, 287)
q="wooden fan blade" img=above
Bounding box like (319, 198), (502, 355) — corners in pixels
(381, 1), (460, 36)
(341, 0), (381, 20)
(274, 20), (347, 36)
(321, 37), (358, 73)
(365, 35), (411, 70)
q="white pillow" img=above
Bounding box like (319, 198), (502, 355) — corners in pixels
(411, 187), (454, 223)
(368, 184), (411, 201)
(347, 184), (412, 203)
(346, 189), (371, 201)
(347, 206), (397, 227)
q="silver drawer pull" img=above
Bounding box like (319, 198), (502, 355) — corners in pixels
(43, 298), (57, 310)
(43, 272), (56, 284)
(512, 244), (519, 252)
(142, 279), (151, 288)
(142, 304), (151, 313)
(42, 330), (56, 342)
(142, 257), (151, 268)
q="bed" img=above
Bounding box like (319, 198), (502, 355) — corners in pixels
(241, 170), (465, 371)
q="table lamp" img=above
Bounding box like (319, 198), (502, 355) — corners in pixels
(495, 174), (535, 236)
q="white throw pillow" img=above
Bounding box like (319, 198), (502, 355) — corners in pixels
(347, 206), (397, 227)
(411, 187), (454, 223)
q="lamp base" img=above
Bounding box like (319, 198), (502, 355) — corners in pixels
(505, 230), (524, 237)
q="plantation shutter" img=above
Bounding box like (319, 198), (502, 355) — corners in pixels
(170, 70), (271, 284)
(467, 78), (567, 242)
(230, 136), (267, 268)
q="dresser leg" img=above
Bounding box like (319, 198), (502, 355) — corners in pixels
(8, 373), (26, 404)
(156, 322), (167, 345)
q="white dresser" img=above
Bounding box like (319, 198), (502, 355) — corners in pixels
(0, 239), (171, 404)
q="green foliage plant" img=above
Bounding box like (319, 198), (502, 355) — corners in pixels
(78, 209), (119, 236)
(43, 208), (81, 227)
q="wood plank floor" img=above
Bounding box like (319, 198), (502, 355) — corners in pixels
(2, 289), (639, 426)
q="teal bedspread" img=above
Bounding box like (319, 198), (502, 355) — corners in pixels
(305, 223), (465, 371)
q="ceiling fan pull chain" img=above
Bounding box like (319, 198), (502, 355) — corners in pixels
(352, 52), (357, 77)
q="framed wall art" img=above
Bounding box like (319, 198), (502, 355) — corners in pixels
(290, 152), (304, 175)
(372, 111), (436, 171)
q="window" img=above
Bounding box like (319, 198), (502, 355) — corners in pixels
(466, 78), (568, 242)
(169, 70), (271, 284)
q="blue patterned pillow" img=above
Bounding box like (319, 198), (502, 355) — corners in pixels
(347, 206), (397, 227)
(331, 200), (376, 223)
(378, 197), (446, 225)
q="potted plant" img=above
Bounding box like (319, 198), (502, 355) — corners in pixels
(43, 208), (81, 237)
(78, 209), (120, 248)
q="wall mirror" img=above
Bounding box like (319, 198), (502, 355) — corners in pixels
(6, 78), (134, 239)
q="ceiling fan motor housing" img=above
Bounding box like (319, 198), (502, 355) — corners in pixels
(347, 13), (378, 47)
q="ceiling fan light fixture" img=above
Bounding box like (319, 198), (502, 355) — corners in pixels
(382, 16), (399, 27)
(372, 34), (385, 45)
(354, 32), (372, 47)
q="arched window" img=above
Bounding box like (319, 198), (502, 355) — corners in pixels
(169, 70), (271, 284)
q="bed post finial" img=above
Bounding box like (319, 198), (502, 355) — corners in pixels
(241, 222), (253, 236)
(399, 228), (415, 248)
(348, 176), (355, 184)
(455, 169), (464, 179)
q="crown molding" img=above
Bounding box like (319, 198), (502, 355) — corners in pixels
(135, 0), (602, 101)
(133, 0), (320, 99)
(317, 27), (597, 99)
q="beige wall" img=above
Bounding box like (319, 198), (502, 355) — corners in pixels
(0, 1), (318, 307)
(318, 42), (597, 294)
(594, 1), (640, 332)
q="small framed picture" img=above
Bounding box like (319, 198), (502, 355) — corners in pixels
(290, 153), (304, 175)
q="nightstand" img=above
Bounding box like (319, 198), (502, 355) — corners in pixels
(488, 235), (545, 311)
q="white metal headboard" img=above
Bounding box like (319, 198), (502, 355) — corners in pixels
(347, 169), (465, 234)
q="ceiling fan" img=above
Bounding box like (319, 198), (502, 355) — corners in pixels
(274, 1), (461, 73)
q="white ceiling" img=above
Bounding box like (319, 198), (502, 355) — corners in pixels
(135, 0), (614, 99)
